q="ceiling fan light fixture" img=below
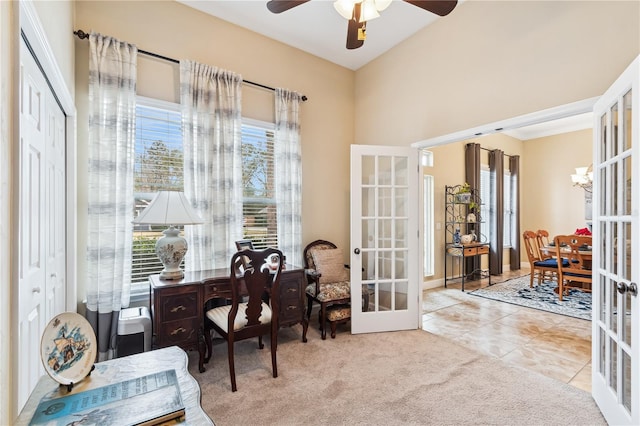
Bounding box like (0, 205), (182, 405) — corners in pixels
(360, 0), (380, 21)
(334, 0), (357, 20)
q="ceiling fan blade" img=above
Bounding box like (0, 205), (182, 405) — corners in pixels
(346, 19), (365, 50)
(403, 0), (458, 17)
(346, 3), (365, 49)
(266, 0), (310, 14)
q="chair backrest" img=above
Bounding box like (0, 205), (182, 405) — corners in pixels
(303, 240), (337, 270)
(554, 235), (592, 276)
(229, 248), (284, 330)
(535, 230), (552, 260)
(522, 231), (543, 265)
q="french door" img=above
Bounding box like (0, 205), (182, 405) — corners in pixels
(592, 55), (639, 424)
(350, 145), (420, 334)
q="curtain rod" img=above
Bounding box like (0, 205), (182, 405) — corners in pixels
(479, 146), (516, 158)
(73, 30), (308, 102)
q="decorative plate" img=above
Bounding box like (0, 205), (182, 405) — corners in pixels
(40, 312), (97, 386)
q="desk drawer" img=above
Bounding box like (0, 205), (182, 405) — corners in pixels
(203, 281), (232, 301)
(158, 318), (199, 347)
(279, 279), (301, 302)
(279, 301), (303, 324)
(161, 291), (198, 321)
(477, 245), (489, 255)
(463, 247), (478, 256)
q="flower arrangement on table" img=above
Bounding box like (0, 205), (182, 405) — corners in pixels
(574, 227), (592, 236)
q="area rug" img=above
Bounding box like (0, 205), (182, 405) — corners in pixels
(470, 275), (591, 321)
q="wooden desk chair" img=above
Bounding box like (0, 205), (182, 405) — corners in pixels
(523, 231), (566, 288)
(202, 248), (283, 392)
(554, 235), (592, 301)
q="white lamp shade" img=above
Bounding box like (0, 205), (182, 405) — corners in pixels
(360, 0), (380, 21)
(334, 0), (356, 19)
(133, 191), (203, 225)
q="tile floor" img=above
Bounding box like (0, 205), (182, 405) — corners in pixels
(422, 266), (592, 392)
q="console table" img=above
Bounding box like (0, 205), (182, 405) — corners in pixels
(445, 242), (492, 291)
(149, 266), (308, 373)
(15, 346), (212, 425)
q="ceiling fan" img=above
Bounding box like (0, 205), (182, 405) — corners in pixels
(266, 0), (458, 50)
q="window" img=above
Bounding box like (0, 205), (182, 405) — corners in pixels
(423, 174), (434, 277)
(422, 149), (434, 277)
(130, 99), (280, 296)
(132, 97), (183, 291)
(241, 119), (277, 249)
(480, 168), (514, 248)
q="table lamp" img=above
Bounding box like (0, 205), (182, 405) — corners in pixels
(132, 191), (203, 280)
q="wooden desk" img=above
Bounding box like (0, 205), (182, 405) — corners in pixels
(15, 346), (213, 425)
(149, 266), (308, 372)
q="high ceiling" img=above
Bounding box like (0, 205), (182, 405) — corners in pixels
(177, 0), (445, 70)
(178, 0), (593, 138)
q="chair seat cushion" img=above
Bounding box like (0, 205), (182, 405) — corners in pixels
(306, 281), (350, 302)
(327, 305), (351, 322)
(206, 302), (272, 333)
(534, 258), (569, 268)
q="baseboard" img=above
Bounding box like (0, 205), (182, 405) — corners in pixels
(422, 278), (444, 290)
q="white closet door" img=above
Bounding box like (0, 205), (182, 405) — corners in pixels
(18, 37), (67, 412)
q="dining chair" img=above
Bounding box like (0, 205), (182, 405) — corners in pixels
(202, 247), (283, 391)
(536, 230), (552, 259)
(522, 230), (567, 288)
(554, 235), (592, 301)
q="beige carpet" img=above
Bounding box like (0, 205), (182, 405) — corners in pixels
(188, 325), (605, 425)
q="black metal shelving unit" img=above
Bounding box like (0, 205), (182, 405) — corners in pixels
(444, 185), (491, 291)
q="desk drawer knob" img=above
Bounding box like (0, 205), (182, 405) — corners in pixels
(170, 327), (187, 336)
(170, 305), (187, 313)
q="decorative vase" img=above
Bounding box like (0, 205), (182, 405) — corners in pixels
(453, 228), (461, 245)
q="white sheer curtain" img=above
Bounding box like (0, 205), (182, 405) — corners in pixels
(275, 88), (304, 266)
(180, 60), (243, 270)
(86, 32), (137, 361)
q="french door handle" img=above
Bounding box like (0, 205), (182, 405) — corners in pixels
(354, 248), (360, 255)
(617, 282), (638, 296)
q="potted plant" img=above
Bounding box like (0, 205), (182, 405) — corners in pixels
(454, 182), (471, 204)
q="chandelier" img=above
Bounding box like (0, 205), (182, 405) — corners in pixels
(333, 0), (393, 22)
(571, 165), (593, 193)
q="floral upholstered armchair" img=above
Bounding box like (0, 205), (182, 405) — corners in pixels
(303, 240), (369, 339)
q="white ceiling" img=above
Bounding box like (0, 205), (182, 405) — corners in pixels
(503, 112), (593, 141)
(179, 0), (592, 139)
(177, 0), (444, 70)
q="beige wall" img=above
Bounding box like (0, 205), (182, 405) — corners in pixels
(74, 1), (356, 301)
(522, 129), (593, 240)
(32, 0), (76, 97)
(354, 0), (640, 147)
(0, 3), (14, 423)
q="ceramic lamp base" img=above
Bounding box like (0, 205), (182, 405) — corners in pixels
(155, 226), (188, 280)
